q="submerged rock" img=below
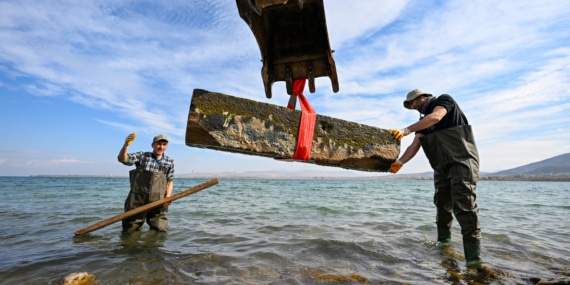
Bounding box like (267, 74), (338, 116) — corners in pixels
(62, 272), (96, 285)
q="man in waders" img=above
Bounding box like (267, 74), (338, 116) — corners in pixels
(118, 134), (174, 233)
(389, 89), (488, 271)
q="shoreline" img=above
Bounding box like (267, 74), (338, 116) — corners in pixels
(6, 174), (570, 182)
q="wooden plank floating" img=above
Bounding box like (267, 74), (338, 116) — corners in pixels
(74, 178), (219, 235)
(186, 89), (400, 172)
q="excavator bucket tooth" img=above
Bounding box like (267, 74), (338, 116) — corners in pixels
(264, 81), (273, 99)
(285, 67), (293, 95)
(330, 71), (339, 93)
(307, 64), (316, 93)
(236, 0), (339, 99)
(287, 94), (297, 109)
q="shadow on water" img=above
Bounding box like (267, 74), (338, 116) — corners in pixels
(88, 230), (178, 285)
(118, 230), (168, 250)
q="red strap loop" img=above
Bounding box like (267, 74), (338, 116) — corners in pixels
(291, 79), (316, 160)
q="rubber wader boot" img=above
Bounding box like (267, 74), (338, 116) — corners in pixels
(437, 228), (451, 245)
(464, 242), (482, 266)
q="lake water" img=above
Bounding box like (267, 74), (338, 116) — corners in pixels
(0, 177), (568, 284)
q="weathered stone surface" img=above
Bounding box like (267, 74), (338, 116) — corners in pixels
(186, 89), (400, 172)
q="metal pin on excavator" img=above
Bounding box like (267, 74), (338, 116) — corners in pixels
(236, 0), (339, 102)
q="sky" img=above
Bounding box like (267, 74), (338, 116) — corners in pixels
(1, 0), (569, 177)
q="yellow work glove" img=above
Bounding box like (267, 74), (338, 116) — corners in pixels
(124, 133), (136, 147)
(390, 128), (410, 141)
(388, 160), (403, 174)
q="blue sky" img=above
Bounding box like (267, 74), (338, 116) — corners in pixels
(1, 0), (569, 176)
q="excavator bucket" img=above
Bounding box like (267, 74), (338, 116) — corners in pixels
(236, 0), (339, 99)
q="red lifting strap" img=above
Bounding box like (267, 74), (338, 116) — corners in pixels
(291, 79), (316, 160)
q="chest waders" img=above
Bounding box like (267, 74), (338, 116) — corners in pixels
(123, 168), (169, 232)
(420, 125), (482, 266)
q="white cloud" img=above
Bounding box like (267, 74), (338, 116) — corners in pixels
(1, 0), (569, 175)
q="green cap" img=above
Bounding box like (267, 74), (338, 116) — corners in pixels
(404, 89), (432, 109)
(153, 134), (169, 143)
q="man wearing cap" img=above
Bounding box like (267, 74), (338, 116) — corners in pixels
(118, 134), (175, 233)
(389, 89), (483, 268)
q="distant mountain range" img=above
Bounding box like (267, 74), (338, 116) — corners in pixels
(398, 153), (570, 181)
(494, 153), (570, 176)
(484, 153), (570, 181)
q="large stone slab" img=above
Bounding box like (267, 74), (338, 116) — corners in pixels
(186, 89), (399, 172)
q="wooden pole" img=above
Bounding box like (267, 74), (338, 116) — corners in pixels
(74, 178), (219, 235)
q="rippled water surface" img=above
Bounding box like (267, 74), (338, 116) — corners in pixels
(0, 177), (568, 284)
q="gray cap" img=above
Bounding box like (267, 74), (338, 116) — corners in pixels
(153, 134), (169, 143)
(403, 89), (432, 109)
